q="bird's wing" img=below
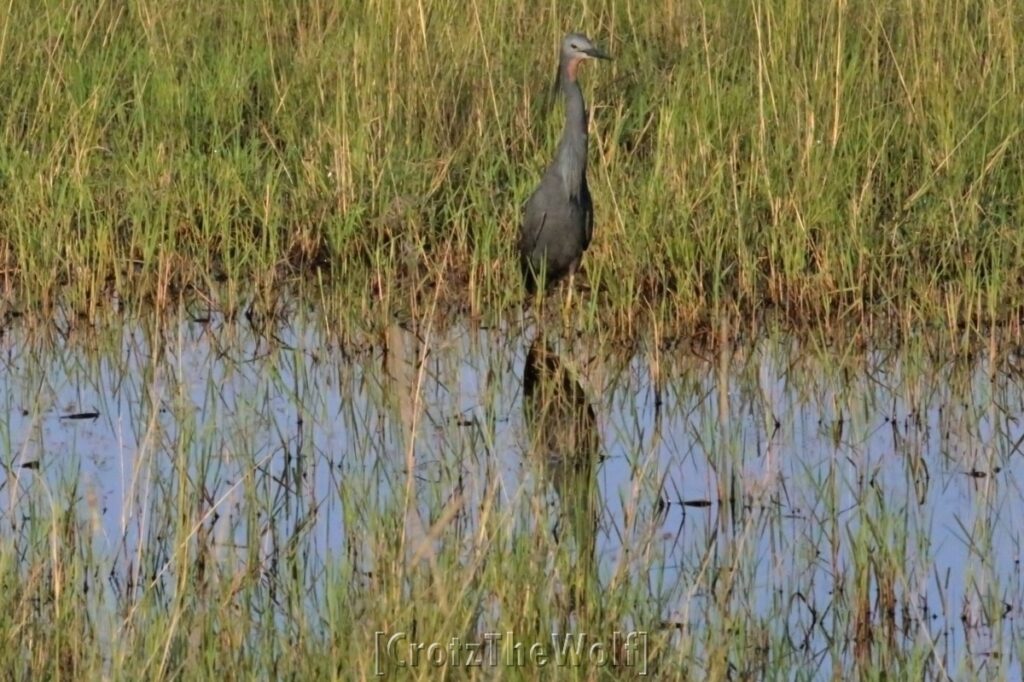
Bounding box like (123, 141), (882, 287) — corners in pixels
(519, 195), (547, 252)
(581, 177), (594, 249)
(518, 207), (548, 294)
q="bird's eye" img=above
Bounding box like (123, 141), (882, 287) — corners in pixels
(570, 43), (579, 50)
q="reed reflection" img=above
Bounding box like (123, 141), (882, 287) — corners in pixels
(522, 333), (601, 620)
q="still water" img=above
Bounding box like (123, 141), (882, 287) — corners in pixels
(1, 314), (1022, 677)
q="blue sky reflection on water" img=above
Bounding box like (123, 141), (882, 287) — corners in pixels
(1, 318), (1023, 676)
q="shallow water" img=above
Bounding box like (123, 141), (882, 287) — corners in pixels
(2, 315), (1023, 677)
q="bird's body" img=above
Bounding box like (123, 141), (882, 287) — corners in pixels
(520, 172), (593, 291)
(519, 33), (609, 295)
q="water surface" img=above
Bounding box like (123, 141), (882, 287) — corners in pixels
(1, 315), (1021, 677)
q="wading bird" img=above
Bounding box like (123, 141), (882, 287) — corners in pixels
(518, 32), (610, 296)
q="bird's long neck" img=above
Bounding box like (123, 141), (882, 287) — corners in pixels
(554, 58), (588, 199)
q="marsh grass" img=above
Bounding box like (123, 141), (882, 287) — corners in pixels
(0, 0), (1021, 340)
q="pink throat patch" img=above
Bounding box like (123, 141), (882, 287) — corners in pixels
(567, 56), (583, 81)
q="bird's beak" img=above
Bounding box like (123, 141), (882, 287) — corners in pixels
(584, 45), (611, 60)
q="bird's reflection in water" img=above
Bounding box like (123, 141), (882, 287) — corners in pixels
(522, 333), (601, 621)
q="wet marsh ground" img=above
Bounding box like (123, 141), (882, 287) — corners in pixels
(4, 0), (1024, 679)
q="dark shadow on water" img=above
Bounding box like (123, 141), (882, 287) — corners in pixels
(522, 332), (602, 624)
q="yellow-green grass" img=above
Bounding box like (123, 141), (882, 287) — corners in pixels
(0, 0), (1021, 340)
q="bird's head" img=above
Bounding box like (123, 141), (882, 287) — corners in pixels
(560, 32), (610, 81)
